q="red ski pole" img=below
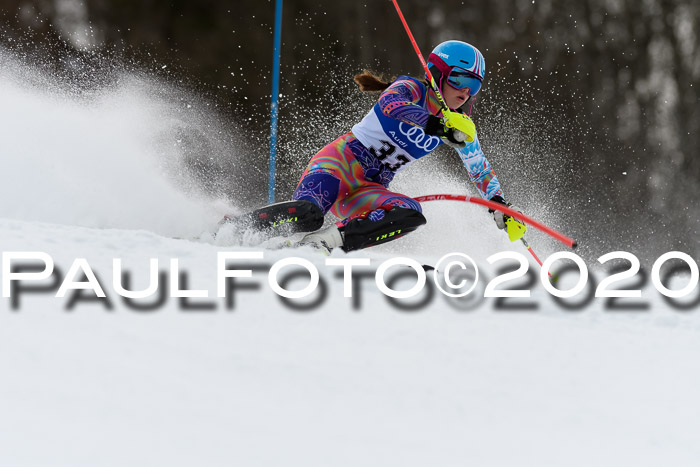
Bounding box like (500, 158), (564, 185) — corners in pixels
(520, 237), (558, 282)
(390, 0), (449, 112)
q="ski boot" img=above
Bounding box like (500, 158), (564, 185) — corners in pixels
(298, 206), (426, 253)
(218, 200), (324, 245)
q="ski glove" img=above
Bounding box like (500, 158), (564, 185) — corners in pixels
(442, 109), (476, 143)
(489, 195), (527, 242)
(425, 114), (471, 149)
(489, 195), (519, 228)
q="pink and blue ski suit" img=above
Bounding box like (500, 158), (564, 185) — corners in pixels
(292, 75), (504, 225)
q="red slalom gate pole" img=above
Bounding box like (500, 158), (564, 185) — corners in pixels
(414, 194), (578, 249)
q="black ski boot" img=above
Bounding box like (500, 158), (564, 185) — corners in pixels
(219, 200), (324, 240)
(299, 206), (426, 252)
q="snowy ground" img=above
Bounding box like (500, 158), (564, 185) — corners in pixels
(2, 50), (700, 467)
(2, 217), (700, 467)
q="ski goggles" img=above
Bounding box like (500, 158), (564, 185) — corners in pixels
(446, 68), (483, 96)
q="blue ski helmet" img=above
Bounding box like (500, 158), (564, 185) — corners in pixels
(428, 40), (485, 97)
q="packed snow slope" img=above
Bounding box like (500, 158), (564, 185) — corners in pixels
(2, 50), (700, 467)
(2, 218), (700, 467)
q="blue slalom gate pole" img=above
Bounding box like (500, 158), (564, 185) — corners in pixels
(268, 0), (283, 204)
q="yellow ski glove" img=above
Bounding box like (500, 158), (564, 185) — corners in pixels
(442, 109), (476, 143)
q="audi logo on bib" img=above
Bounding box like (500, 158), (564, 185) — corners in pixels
(399, 122), (441, 152)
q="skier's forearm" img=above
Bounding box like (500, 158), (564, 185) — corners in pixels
(458, 141), (504, 200)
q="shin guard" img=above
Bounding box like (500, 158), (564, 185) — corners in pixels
(341, 207), (426, 252)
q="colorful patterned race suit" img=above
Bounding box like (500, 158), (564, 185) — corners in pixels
(292, 75), (504, 228)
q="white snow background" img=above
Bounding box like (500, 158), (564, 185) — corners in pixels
(1, 51), (700, 467)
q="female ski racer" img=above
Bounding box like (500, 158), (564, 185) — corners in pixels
(237, 40), (522, 252)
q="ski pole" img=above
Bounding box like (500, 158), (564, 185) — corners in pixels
(390, 0), (472, 136)
(391, 0), (449, 112)
(521, 237), (558, 282)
